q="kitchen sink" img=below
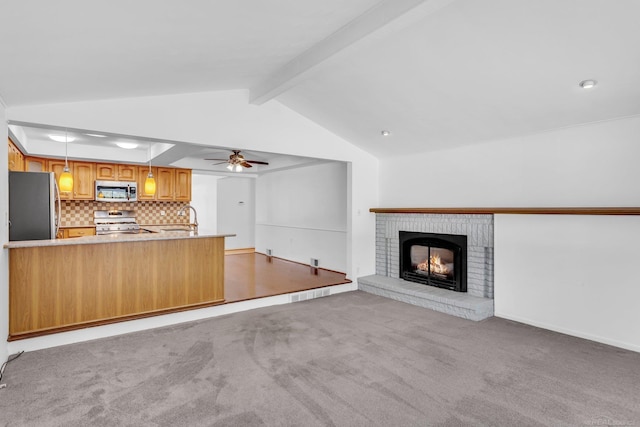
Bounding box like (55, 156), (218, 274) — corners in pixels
(160, 227), (193, 232)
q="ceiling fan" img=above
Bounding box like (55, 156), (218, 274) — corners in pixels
(205, 150), (269, 172)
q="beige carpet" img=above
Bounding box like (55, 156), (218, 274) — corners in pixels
(1, 291), (639, 426)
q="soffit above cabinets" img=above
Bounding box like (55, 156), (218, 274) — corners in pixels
(9, 122), (330, 176)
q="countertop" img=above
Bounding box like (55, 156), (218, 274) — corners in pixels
(4, 227), (235, 249)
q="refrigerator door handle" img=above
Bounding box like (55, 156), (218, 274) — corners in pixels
(54, 179), (61, 238)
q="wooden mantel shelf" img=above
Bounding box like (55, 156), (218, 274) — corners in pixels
(369, 207), (640, 216)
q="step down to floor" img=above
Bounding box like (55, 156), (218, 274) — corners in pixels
(358, 274), (494, 321)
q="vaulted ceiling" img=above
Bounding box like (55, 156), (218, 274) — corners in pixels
(2, 0), (639, 162)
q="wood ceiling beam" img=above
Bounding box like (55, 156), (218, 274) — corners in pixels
(249, 0), (454, 105)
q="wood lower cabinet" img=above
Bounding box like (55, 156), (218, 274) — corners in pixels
(61, 227), (96, 238)
(8, 237), (226, 340)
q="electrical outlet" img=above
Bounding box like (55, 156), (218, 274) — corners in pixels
(160, 210), (166, 216)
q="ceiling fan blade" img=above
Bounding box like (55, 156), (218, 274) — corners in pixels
(246, 160), (269, 165)
(240, 161), (253, 168)
(211, 161), (227, 166)
(204, 158), (230, 161)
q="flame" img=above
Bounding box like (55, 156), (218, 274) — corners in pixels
(417, 253), (450, 275)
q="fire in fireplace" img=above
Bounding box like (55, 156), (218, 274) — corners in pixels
(399, 231), (467, 292)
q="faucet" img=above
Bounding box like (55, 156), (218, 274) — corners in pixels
(178, 204), (199, 230)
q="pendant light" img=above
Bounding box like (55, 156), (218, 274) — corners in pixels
(144, 143), (156, 196)
(58, 129), (73, 192)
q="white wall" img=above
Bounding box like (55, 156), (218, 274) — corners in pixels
(190, 173), (221, 232)
(255, 161), (347, 272)
(495, 214), (640, 352)
(217, 177), (255, 249)
(376, 115), (640, 351)
(379, 115), (640, 207)
(0, 97), (8, 363)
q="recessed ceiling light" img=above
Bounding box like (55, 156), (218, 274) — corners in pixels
(381, 130), (391, 136)
(579, 79), (597, 89)
(48, 134), (75, 143)
(116, 142), (138, 149)
(86, 133), (107, 138)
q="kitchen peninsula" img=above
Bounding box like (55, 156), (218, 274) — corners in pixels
(5, 230), (233, 341)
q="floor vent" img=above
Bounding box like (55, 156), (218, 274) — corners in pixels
(290, 288), (330, 303)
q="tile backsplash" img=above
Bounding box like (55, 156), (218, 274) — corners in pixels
(60, 200), (191, 226)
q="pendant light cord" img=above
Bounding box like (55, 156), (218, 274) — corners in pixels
(64, 129), (69, 167)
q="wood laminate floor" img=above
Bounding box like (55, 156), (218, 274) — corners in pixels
(224, 252), (351, 303)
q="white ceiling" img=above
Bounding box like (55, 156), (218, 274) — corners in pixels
(2, 0), (640, 161)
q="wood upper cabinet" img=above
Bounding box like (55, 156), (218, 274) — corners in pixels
(7, 139), (17, 170)
(156, 167), (175, 201)
(175, 169), (192, 201)
(139, 167), (191, 201)
(48, 159), (72, 200)
(8, 138), (24, 171)
(20, 152), (190, 202)
(137, 166), (157, 200)
(72, 161), (95, 199)
(96, 163), (137, 181)
(95, 163), (116, 180)
(51, 160), (96, 201)
(117, 164), (138, 181)
(25, 157), (47, 172)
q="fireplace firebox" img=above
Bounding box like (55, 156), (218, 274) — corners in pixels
(399, 231), (467, 292)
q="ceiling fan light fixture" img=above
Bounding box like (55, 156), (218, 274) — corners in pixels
(204, 150), (269, 170)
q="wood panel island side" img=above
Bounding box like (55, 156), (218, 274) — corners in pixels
(5, 231), (233, 341)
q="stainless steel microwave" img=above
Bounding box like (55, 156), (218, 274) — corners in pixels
(95, 181), (138, 202)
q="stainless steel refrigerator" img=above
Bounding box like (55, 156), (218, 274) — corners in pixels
(9, 171), (60, 241)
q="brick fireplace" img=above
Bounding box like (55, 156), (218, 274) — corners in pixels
(359, 213), (495, 320)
